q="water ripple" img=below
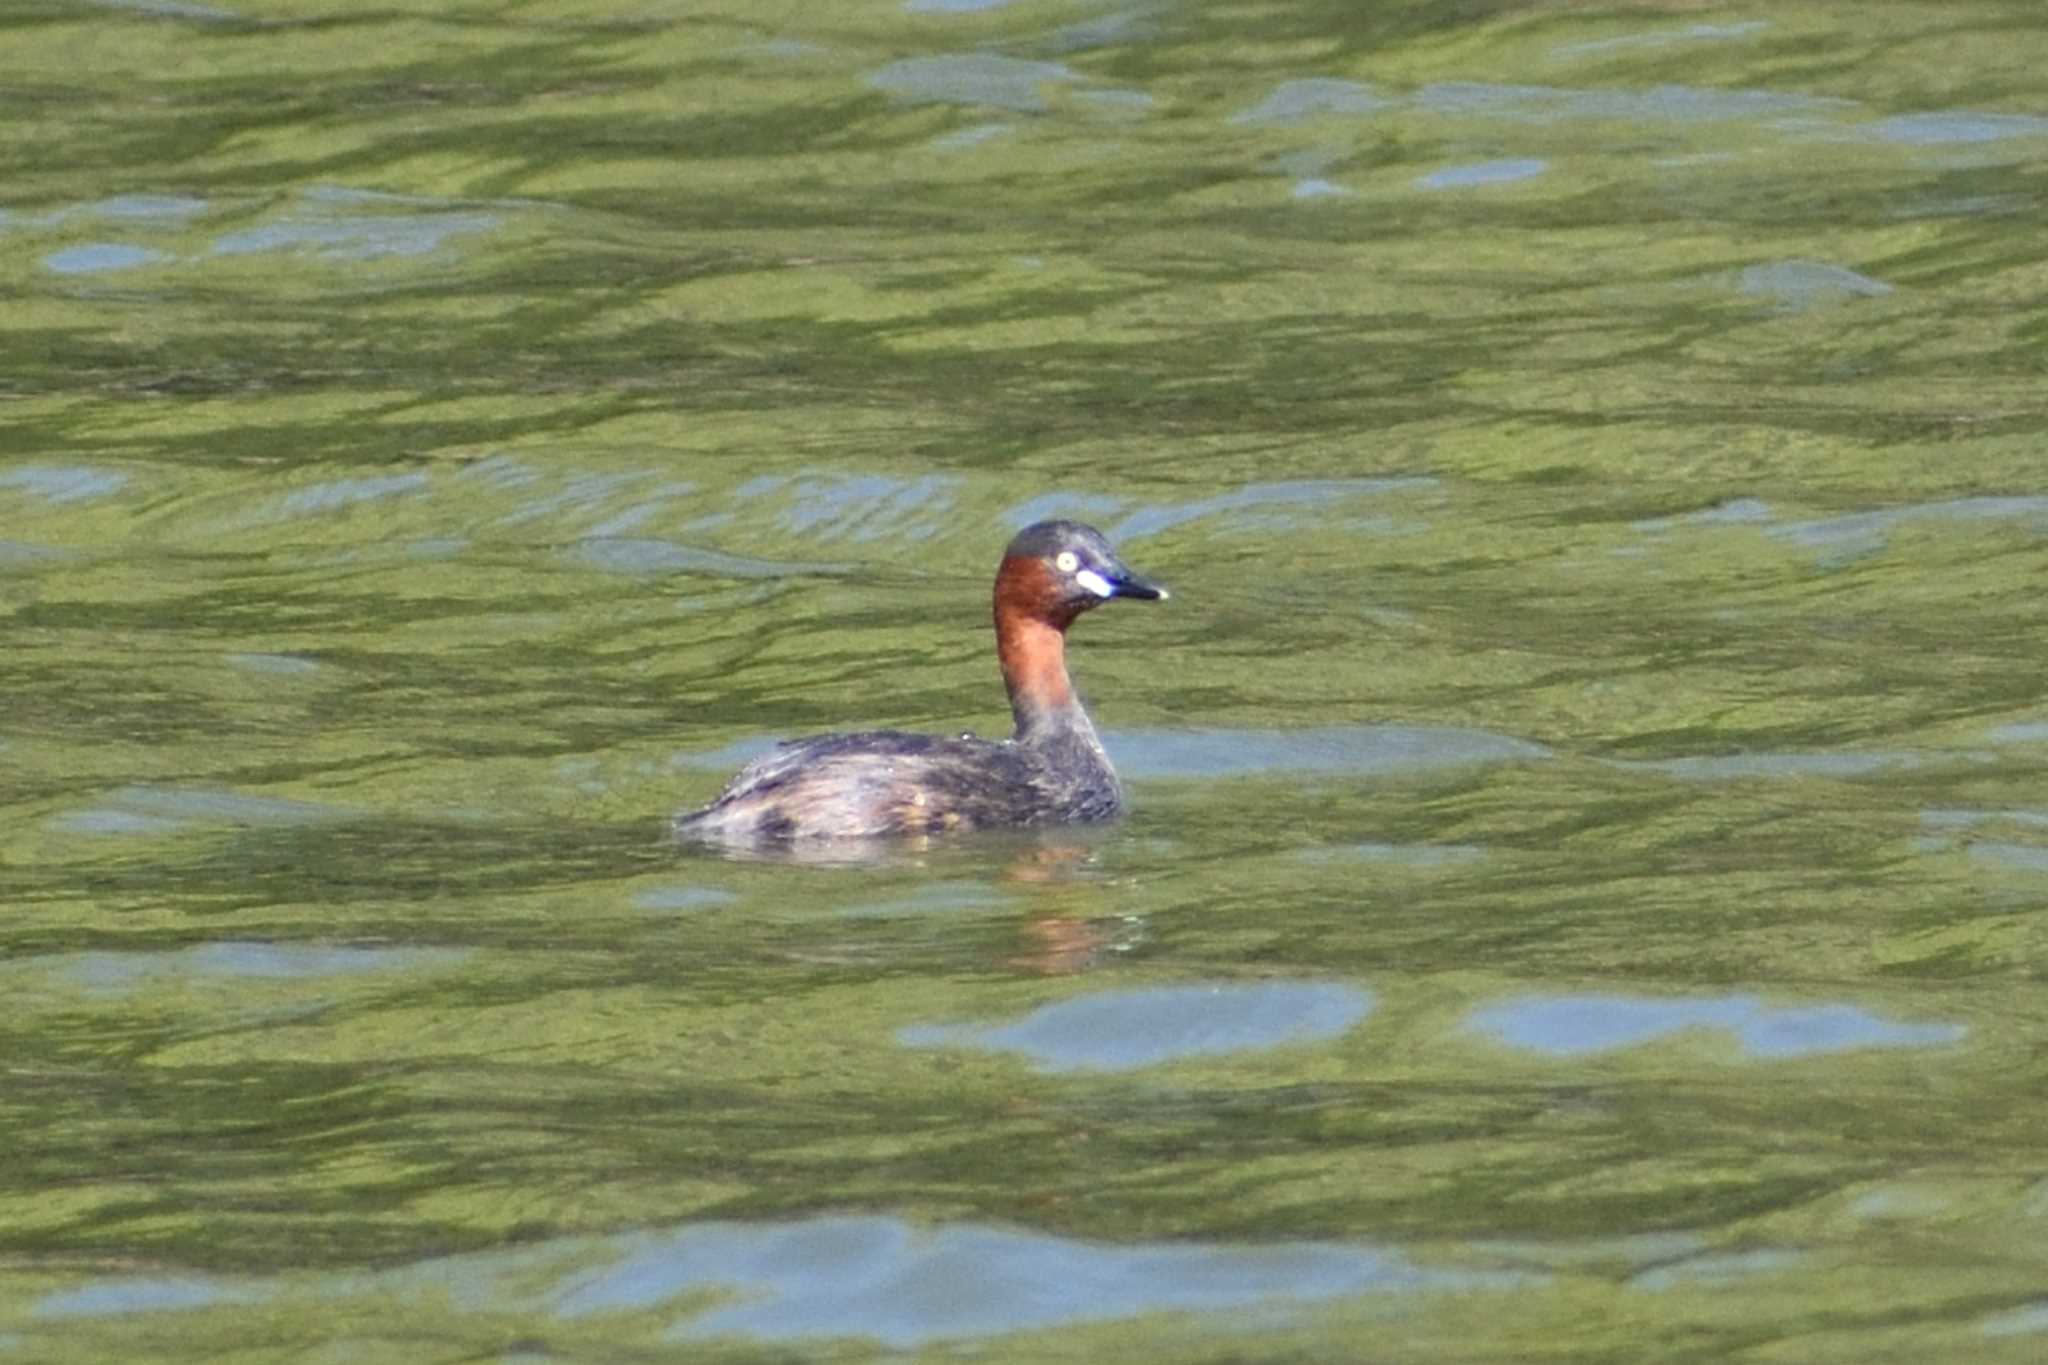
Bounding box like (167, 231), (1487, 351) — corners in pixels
(1467, 993), (1965, 1059)
(900, 981), (1373, 1072)
(548, 1214), (1517, 1344)
(869, 55), (1079, 113)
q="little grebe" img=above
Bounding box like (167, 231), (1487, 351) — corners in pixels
(674, 519), (1167, 844)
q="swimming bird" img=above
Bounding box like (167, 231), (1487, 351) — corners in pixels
(674, 519), (1166, 845)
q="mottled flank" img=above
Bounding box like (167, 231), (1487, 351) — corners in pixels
(672, 722), (1124, 843)
(675, 520), (1164, 845)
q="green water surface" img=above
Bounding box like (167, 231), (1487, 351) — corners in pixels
(4, 1), (2048, 1359)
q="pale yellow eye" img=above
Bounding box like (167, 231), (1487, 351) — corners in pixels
(1054, 551), (1079, 573)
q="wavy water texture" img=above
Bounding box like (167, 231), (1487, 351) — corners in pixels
(5, 1), (2048, 1361)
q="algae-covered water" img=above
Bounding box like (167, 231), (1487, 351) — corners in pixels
(5, 1), (2048, 1359)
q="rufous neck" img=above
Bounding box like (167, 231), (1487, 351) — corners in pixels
(993, 555), (1086, 738)
(997, 613), (1078, 737)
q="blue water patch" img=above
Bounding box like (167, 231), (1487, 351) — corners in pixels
(42, 243), (170, 274)
(50, 808), (191, 836)
(1968, 843), (2048, 873)
(1416, 159), (1547, 191)
(546, 1214), (1513, 1345)
(1983, 1300), (2048, 1337)
(899, 981), (1373, 1072)
(76, 1215), (1524, 1346)
(1229, 79), (1389, 126)
(1764, 494), (2048, 563)
(1864, 112), (2048, 145)
(1921, 808), (2048, 831)
(0, 465), (127, 503)
(1986, 720), (2048, 743)
(186, 942), (466, 980)
(1736, 260), (1892, 309)
(33, 1276), (261, 1319)
(88, 0), (240, 20)
(1467, 994), (1966, 1059)
(1292, 178), (1351, 199)
(868, 55), (1078, 113)
(211, 190), (500, 260)
(1108, 725), (1550, 779)
(87, 193), (210, 222)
